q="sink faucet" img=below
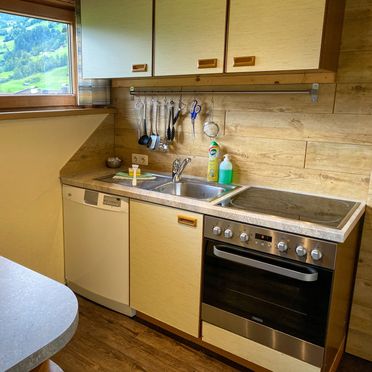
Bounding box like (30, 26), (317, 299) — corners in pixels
(172, 157), (192, 182)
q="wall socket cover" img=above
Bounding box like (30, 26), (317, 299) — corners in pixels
(132, 153), (148, 166)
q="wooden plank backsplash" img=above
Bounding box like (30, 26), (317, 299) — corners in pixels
(113, 0), (372, 361)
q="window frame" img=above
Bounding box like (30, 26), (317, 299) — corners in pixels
(0, 0), (77, 110)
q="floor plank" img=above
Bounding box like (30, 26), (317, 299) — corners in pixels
(53, 296), (372, 372)
(53, 296), (242, 371)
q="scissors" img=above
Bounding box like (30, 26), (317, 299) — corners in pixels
(190, 99), (201, 138)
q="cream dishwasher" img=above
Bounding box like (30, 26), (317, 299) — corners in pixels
(62, 185), (135, 316)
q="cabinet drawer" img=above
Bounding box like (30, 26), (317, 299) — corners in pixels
(202, 322), (321, 372)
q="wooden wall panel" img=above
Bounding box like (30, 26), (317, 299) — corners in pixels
(337, 52), (372, 82)
(235, 167), (369, 200)
(218, 137), (306, 169)
(225, 111), (372, 145)
(305, 142), (372, 175)
(348, 277), (372, 360)
(335, 83), (372, 114)
(339, 0), (372, 52)
(212, 85), (335, 113)
(61, 114), (115, 176)
(347, 185), (372, 358)
(355, 250), (372, 283)
(339, 0), (372, 359)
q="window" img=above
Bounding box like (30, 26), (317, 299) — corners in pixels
(0, 1), (76, 109)
(0, 13), (72, 95)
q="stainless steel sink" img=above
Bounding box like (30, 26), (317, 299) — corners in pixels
(152, 180), (239, 201)
(96, 172), (239, 202)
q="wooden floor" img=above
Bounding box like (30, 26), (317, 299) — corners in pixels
(54, 296), (372, 372)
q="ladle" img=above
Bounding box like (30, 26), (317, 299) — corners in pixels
(138, 99), (150, 145)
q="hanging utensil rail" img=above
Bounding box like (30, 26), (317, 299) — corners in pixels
(129, 83), (319, 103)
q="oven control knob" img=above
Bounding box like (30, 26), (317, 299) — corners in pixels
(212, 226), (222, 236)
(277, 241), (288, 252)
(240, 232), (249, 242)
(295, 245), (307, 257)
(224, 229), (233, 239)
(311, 249), (323, 261)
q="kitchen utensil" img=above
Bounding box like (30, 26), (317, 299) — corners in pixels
(171, 94), (186, 141)
(154, 100), (161, 149)
(158, 141), (169, 152)
(190, 99), (201, 139)
(158, 99), (169, 152)
(135, 98), (144, 139)
(138, 99), (150, 145)
(172, 96), (185, 141)
(203, 120), (220, 138)
(148, 99), (158, 149)
(146, 99), (153, 148)
(106, 156), (122, 168)
(203, 96), (220, 138)
(170, 101), (176, 141)
(167, 103), (173, 141)
(113, 171), (156, 181)
(174, 93), (183, 123)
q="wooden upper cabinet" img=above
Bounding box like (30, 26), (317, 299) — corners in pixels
(80, 0), (153, 78)
(226, 0), (344, 73)
(154, 0), (227, 76)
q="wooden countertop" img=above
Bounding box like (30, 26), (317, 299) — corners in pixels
(61, 168), (366, 243)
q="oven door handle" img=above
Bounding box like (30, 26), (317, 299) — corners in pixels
(213, 246), (318, 282)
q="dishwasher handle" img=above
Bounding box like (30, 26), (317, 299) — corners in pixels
(213, 245), (318, 282)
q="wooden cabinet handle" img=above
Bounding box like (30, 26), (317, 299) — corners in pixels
(233, 56), (256, 67)
(132, 64), (147, 72)
(198, 58), (218, 69)
(178, 215), (198, 227)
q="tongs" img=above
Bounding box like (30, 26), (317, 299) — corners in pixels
(167, 97), (183, 142)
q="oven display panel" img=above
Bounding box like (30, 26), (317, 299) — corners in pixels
(255, 233), (272, 242)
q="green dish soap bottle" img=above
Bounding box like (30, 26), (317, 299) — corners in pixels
(218, 154), (233, 184)
(207, 141), (220, 182)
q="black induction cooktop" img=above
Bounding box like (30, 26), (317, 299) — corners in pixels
(220, 187), (360, 229)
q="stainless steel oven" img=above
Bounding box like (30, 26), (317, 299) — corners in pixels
(202, 216), (338, 367)
(202, 188), (362, 370)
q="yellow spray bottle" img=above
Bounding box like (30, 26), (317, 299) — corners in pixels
(207, 140), (220, 182)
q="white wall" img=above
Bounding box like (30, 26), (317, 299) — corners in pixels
(0, 114), (108, 282)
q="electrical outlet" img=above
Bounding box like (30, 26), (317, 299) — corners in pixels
(131, 153), (148, 166)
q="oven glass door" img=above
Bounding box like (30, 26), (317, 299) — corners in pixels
(202, 239), (333, 346)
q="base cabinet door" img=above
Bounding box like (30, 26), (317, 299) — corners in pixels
(130, 200), (203, 337)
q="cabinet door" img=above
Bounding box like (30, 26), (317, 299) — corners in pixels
(130, 200), (203, 337)
(226, 0), (326, 73)
(81, 0), (153, 78)
(154, 0), (226, 76)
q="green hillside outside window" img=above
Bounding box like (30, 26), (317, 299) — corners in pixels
(0, 12), (72, 95)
